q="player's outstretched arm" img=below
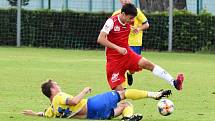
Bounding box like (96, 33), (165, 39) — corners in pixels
(22, 110), (44, 117)
(67, 87), (91, 106)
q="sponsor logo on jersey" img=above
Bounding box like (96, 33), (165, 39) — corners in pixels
(111, 72), (120, 82)
(114, 26), (120, 31)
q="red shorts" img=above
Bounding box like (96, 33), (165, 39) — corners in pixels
(106, 49), (142, 89)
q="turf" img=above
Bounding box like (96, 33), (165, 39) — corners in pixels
(0, 47), (214, 121)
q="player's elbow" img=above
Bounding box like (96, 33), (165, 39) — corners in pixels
(71, 100), (79, 105)
(67, 99), (79, 106)
(97, 32), (106, 44)
(97, 35), (103, 44)
(142, 22), (149, 30)
(97, 37), (101, 44)
(144, 22), (150, 29)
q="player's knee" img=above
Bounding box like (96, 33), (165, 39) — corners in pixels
(124, 101), (133, 107)
(117, 90), (126, 100)
(138, 58), (154, 71)
(114, 85), (124, 91)
(118, 101), (132, 108)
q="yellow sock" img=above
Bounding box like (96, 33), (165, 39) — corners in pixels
(122, 103), (133, 117)
(125, 89), (148, 100)
(121, 80), (128, 89)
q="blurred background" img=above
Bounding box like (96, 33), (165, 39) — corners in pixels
(0, 0), (215, 52)
(1, 0), (215, 14)
(0, 2), (215, 120)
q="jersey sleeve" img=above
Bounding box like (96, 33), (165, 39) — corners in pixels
(44, 106), (54, 118)
(137, 8), (148, 24)
(101, 18), (114, 34)
(57, 93), (73, 105)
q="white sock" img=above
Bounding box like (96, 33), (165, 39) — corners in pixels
(152, 65), (174, 86)
(147, 92), (161, 99)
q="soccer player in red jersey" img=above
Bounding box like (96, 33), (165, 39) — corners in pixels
(113, 0), (150, 87)
(97, 3), (184, 91)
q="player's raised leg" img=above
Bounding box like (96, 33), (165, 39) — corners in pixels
(138, 57), (184, 90)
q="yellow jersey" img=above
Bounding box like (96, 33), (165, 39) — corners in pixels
(44, 92), (87, 118)
(112, 8), (148, 46)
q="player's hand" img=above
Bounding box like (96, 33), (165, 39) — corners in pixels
(22, 110), (36, 116)
(131, 26), (140, 34)
(83, 87), (92, 94)
(116, 47), (127, 55)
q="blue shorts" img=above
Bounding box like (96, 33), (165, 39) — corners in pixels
(130, 46), (143, 55)
(87, 91), (120, 120)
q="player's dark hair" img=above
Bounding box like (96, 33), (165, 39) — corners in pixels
(121, 3), (137, 17)
(41, 79), (53, 98)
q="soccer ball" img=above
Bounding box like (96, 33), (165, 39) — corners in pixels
(157, 99), (174, 116)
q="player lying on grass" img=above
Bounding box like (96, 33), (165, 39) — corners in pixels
(22, 79), (171, 121)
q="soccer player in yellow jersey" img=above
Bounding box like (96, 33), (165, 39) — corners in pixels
(112, 0), (149, 86)
(22, 79), (171, 120)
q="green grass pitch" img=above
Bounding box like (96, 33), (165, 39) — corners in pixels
(0, 47), (214, 121)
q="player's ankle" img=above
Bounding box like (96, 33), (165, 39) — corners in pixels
(147, 92), (160, 99)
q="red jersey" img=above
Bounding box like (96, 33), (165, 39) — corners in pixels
(101, 15), (142, 89)
(101, 15), (131, 62)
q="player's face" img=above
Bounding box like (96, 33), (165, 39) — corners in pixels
(51, 81), (61, 93)
(120, 0), (132, 6)
(122, 13), (135, 23)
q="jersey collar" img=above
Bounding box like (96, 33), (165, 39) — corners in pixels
(117, 15), (125, 26)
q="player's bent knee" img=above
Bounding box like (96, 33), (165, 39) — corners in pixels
(138, 58), (154, 71)
(120, 101), (133, 107)
(117, 90), (126, 100)
(114, 85), (124, 91)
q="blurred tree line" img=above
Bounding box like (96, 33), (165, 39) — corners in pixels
(7, 0), (187, 12)
(139, 0), (187, 12)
